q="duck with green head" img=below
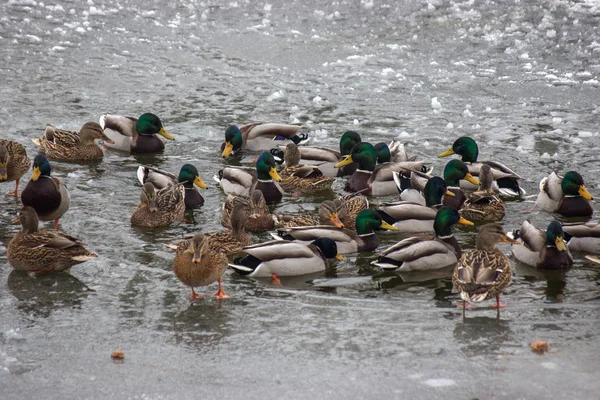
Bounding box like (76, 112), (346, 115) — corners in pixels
(221, 122), (308, 158)
(137, 164), (207, 209)
(100, 113), (174, 153)
(271, 209), (398, 253)
(372, 206), (474, 271)
(216, 151), (283, 204)
(510, 220), (573, 269)
(0, 139), (31, 197)
(377, 176), (455, 232)
(442, 159), (480, 210)
(33, 122), (115, 162)
(438, 136), (524, 196)
(335, 142), (431, 196)
(535, 171), (593, 217)
(21, 155), (70, 230)
(374, 140), (415, 164)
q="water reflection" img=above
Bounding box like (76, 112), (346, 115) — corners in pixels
(453, 316), (513, 357)
(515, 263), (568, 302)
(7, 270), (92, 318)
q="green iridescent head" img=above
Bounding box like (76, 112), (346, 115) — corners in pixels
(443, 160), (479, 187)
(373, 142), (391, 164)
(311, 237), (342, 260)
(255, 152), (281, 181)
(30, 154), (52, 181)
(433, 206), (473, 236)
(339, 131), (362, 156)
(335, 142), (377, 172)
(354, 209), (397, 235)
(136, 113), (173, 140)
(438, 136), (478, 163)
(178, 164), (207, 189)
(222, 125), (244, 158)
(423, 176), (451, 207)
(545, 221), (567, 250)
(561, 171), (593, 199)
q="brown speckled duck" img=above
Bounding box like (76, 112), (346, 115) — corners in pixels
(0, 139), (31, 197)
(131, 182), (185, 228)
(33, 122), (115, 162)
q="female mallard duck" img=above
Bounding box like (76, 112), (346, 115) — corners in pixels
(438, 136), (525, 196)
(167, 234), (229, 300)
(334, 142), (432, 196)
(222, 190), (274, 232)
(32, 122), (115, 162)
(7, 206), (97, 273)
(534, 171), (593, 218)
(230, 237), (343, 278)
(274, 200), (345, 229)
(453, 223), (515, 311)
(377, 176), (454, 232)
(100, 113), (174, 153)
(278, 143), (335, 193)
(21, 155), (70, 230)
(130, 182), (185, 228)
(561, 220), (600, 254)
(272, 130), (362, 177)
(509, 220), (573, 269)
(336, 192), (369, 231)
(272, 209), (398, 254)
(0, 139), (31, 197)
(442, 159), (480, 210)
(204, 200), (252, 255)
(215, 151), (283, 204)
(221, 122), (308, 157)
(459, 164), (505, 222)
(137, 164), (207, 209)
(371, 206), (474, 271)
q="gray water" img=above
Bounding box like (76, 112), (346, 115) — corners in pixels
(1, 0), (600, 398)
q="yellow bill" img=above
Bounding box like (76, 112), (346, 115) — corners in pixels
(158, 127), (175, 141)
(194, 176), (208, 189)
(444, 189), (455, 197)
(31, 166), (41, 181)
(269, 167), (281, 181)
(222, 142), (234, 158)
(335, 254), (345, 261)
(464, 173), (480, 185)
(579, 185), (593, 200)
(438, 147), (455, 157)
(458, 217), (474, 226)
(334, 155), (354, 168)
(380, 220), (398, 231)
(555, 236), (567, 251)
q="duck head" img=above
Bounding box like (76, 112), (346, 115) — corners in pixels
(136, 113), (173, 140)
(222, 125), (244, 158)
(438, 136), (478, 163)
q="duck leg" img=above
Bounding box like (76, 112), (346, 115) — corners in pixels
(490, 295), (507, 309)
(271, 273), (282, 285)
(54, 218), (60, 230)
(189, 288), (204, 301)
(212, 278), (230, 300)
(29, 266), (55, 275)
(6, 179), (20, 197)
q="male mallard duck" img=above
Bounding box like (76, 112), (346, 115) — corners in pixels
(137, 164), (207, 209)
(377, 176), (454, 232)
(460, 164), (505, 222)
(221, 122), (308, 157)
(274, 200), (345, 228)
(371, 206), (473, 271)
(0, 139), (31, 197)
(100, 113), (174, 153)
(438, 136), (524, 196)
(334, 142), (431, 196)
(131, 182), (185, 228)
(204, 200), (252, 255)
(509, 220), (573, 269)
(167, 234), (229, 300)
(21, 155), (70, 230)
(278, 143), (335, 193)
(7, 206), (97, 273)
(535, 171), (594, 218)
(32, 122), (115, 162)
(222, 190), (274, 232)
(442, 160), (480, 210)
(215, 151), (283, 204)
(561, 220), (600, 254)
(230, 237), (343, 278)
(453, 223), (515, 311)
(272, 209), (398, 254)
(374, 140), (416, 163)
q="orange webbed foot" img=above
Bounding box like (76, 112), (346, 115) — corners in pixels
(271, 273), (282, 285)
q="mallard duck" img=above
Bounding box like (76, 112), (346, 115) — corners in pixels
(204, 200), (252, 254)
(374, 140), (416, 163)
(442, 160), (480, 210)
(535, 171), (593, 217)
(7, 206), (97, 273)
(377, 176), (454, 232)
(100, 113), (174, 153)
(137, 164), (207, 209)
(336, 192), (369, 230)
(334, 142), (432, 196)
(453, 223), (515, 311)
(0, 139), (31, 197)
(561, 220), (600, 254)
(130, 182), (185, 228)
(272, 209), (398, 254)
(32, 122), (115, 162)
(215, 151), (283, 204)
(371, 206), (474, 271)
(230, 237), (343, 278)
(21, 155), (70, 230)
(509, 220), (573, 269)
(460, 164), (505, 222)
(278, 143), (335, 193)
(221, 122), (308, 157)
(274, 199), (345, 228)
(167, 234), (229, 300)
(222, 190), (274, 232)
(438, 136), (525, 196)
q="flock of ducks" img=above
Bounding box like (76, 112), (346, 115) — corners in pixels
(1, 113), (598, 312)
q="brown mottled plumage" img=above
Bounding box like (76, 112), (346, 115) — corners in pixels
(131, 182), (185, 228)
(275, 200), (345, 228)
(221, 190), (274, 232)
(7, 206), (97, 273)
(0, 139), (31, 197)
(33, 122), (114, 162)
(279, 143), (335, 193)
(460, 164), (505, 222)
(205, 201), (252, 254)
